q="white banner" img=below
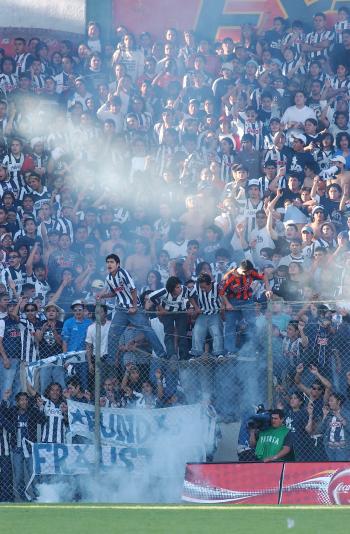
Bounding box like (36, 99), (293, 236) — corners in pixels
(31, 442), (149, 475)
(67, 400), (208, 451)
(26, 351), (86, 386)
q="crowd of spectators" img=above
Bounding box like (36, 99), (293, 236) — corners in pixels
(1, 7), (350, 501)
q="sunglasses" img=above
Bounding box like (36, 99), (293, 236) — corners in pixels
(74, 308), (83, 312)
(26, 308), (36, 312)
(311, 386), (322, 391)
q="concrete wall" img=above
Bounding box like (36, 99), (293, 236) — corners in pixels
(0, 0), (86, 33)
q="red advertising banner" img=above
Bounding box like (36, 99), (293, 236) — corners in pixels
(183, 463), (282, 504)
(281, 463), (350, 505)
(183, 462), (350, 505)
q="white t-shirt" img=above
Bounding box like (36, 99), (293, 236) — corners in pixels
(85, 320), (111, 356)
(163, 240), (189, 259)
(250, 227), (276, 255)
(281, 105), (316, 125)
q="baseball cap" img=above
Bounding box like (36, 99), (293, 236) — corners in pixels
(91, 279), (104, 289)
(221, 62), (233, 71)
(71, 300), (85, 309)
(301, 226), (314, 234)
(330, 155), (346, 165)
(262, 260), (275, 269)
(246, 59), (259, 68)
(292, 133), (307, 144)
(44, 303), (61, 313)
(312, 205), (325, 215)
(283, 219), (297, 227)
(271, 58), (282, 67)
(247, 179), (260, 188)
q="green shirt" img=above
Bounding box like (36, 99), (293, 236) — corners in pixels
(255, 425), (291, 460)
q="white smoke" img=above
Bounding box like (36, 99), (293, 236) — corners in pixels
(35, 404), (210, 503)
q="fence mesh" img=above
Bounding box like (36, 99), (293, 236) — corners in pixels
(1, 298), (350, 501)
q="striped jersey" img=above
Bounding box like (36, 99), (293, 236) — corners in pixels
(237, 198), (265, 237)
(14, 53), (32, 75)
(281, 58), (306, 78)
(219, 153), (235, 183)
(313, 148), (335, 171)
(305, 30), (334, 59)
(55, 217), (74, 242)
(3, 265), (27, 295)
(190, 281), (221, 315)
(149, 285), (190, 312)
(20, 319), (43, 363)
(105, 268), (139, 309)
(0, 73), (18, 94)
(0, 425), (11, 456)
(235, 114), (263, 150)
(328, 75), (350, 92)
(334, 21), (350, 44)
(2, 153), (24, 186)
(40, 396), (66, 443)
(282, 32), (305, 57)
(0, 177), (20, 198)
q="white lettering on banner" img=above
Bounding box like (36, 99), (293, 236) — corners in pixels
(31, 443), (152, 475)
(67, 400), (207, 449)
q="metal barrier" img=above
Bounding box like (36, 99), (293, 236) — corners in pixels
(1, 298), (350, 502)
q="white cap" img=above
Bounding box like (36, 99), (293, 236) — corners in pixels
(292, 133), (306, 144)
(247, 179), (260, 187)
(330, 155), (346, 165)
(221, 62), (233, 71)
(70, 300), (85, 309)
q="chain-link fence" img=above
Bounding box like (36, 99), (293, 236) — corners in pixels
(1, 298), (350, 502)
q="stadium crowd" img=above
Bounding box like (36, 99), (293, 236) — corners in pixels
(1, 6), (350, 501)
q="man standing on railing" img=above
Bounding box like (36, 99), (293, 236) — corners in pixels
(188, 272), (224, 359)
(147, 276), (200, 360)
(98, 254), (167, 364)
(219, 259), (273, 355)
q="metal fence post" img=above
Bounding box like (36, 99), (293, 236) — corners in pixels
(94, 301), (102, 473)
(266, 305), (273, 410)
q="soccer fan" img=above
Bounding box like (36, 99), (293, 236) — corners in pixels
(1, 9), (350, 497)
(98, 254), (166, 363)
(249, 409), (293, 462)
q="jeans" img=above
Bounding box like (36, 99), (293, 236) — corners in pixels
(0, 456), (14, 501)
(39, 365), (66, 395)
(325, 446), (350, 461)
(108, 307), (167, 362)
(0, 358), (21, 404)
(224, 298), (255, 354)
(160, 313), (189, 360)
(73, 362), (89, 392)
(12, 449), (33, 500)
(191, 314), (224, 357)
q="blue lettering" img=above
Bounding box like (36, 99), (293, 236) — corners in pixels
(116, 415), (134, 444)
(135, 417), (150, 445)
(101, 414), (116, 439)
(34, 443), (52, 474)
(74, 444), (92, 471)
(53, 444), (69, 474)
(119, 447), (137, 471)
(84, 410), (95, 432)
